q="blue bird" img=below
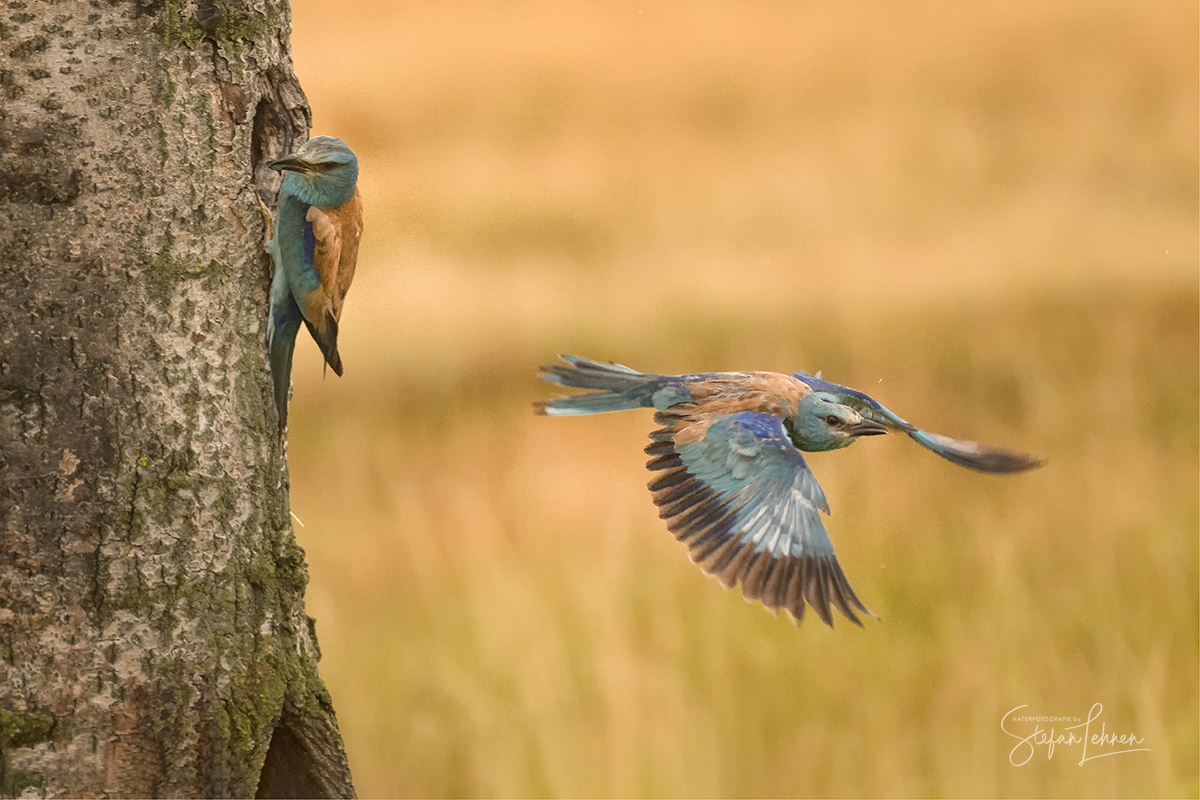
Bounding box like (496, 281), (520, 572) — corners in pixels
(537, 355), (1042, 627)
(266, 135), (363, 430)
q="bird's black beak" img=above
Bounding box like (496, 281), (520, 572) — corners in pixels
(267, 154), (314, 174)
(849, 418), (889, 437)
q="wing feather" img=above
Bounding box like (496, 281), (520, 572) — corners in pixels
(699, 535), (743, 586)
(783, 557), (808, 622)
(762, 556), (793, 614)
(716, 539), (758, 591)
(793, 372), (1042, 474)
(307, 204), (344, 306)
(645, 410), (874, 627)
(805, 560), (832, 626)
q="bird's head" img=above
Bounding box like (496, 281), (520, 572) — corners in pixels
(788, 391), (889, 452)
(268, 135), (359, 207)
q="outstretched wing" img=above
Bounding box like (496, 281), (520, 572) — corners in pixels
(794, 373), (1043, 474)
(646, 409), (874, 627)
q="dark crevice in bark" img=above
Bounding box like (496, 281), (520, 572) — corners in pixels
(251, 68), (311, 203)
(256, 712), (330, 799)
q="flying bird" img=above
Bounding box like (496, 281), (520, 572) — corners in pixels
(266, 135), (363, 430)
(536, 355), (1042, 627)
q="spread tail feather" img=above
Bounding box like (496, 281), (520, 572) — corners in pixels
(536, 354), (659, 416)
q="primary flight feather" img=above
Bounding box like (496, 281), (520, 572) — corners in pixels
(536, 355), (1042, 628)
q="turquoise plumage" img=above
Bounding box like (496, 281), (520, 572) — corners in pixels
(537, 355), (1042, 627)
(266, 135), (363, 430)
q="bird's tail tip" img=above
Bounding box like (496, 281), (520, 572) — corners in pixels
(304, 314), (344, 378)
(538, 354), (648, 388)
(269, 298), (303, 435)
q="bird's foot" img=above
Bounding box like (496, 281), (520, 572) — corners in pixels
(256, 194), (274, 244)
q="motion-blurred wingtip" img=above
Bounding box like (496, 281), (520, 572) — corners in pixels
(993, 451), (1046, 474)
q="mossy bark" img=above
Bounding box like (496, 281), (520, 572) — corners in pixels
(0, 1), (354, 796)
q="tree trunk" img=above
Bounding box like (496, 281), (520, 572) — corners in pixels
(0, 1), (354, 796)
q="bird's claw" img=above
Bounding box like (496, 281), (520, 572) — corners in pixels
(256, 194), (274, 244)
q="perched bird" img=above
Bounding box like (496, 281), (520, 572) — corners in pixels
(537, 355), (1042, 627)
(266, 135), (363, 430)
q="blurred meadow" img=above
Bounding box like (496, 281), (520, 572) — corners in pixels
(283, 0), (1198, 796)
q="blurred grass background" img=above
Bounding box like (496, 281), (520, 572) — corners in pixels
(283, 0), (1198, 795)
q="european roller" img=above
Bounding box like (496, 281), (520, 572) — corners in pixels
(537, 355), (1042, 627)
(266, 135), (363, 430)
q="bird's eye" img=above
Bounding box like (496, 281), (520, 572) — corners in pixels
(825, 415), (840, 426)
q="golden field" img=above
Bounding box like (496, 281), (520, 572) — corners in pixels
(283, 0), (1198, 795)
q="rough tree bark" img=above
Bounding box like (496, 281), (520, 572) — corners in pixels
(0, 1), (355, 796)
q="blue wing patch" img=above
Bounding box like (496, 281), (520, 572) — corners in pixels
(275, 194), (323, 301)
(301, 206), (318, 276)
(645, 410), (874, 627)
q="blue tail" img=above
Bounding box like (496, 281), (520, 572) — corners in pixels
(536, 355), (661, 416)
(268, 275), (303, 431)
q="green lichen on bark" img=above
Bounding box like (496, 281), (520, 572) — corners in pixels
(0, 710), (55, 752)
(1, 768), (45, 799)
(222, 649), (289, 755)
(161, 66), (176, 108)
(145, 249), (224, 302)
(0, 710), (55, 797)
(157, 119), (170, 166)
(161, 0), (282, 50)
